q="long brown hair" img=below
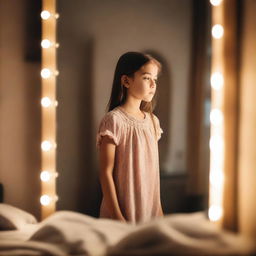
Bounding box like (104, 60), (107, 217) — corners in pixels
(106, 51), (162, 139)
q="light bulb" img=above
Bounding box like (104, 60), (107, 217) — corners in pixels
(210, 170), (224, 187)
(41, 141), (53, 151)
(41, 10), (51, 20)
(41, 69), (59, 79)
(40, 171), (58, 182)
(41, 97), (52, 107)
(208, 205), (223, 221)
(210, 109), (223, 126)
(212, 24), (224, 39)
(40, 171), (51, 182)
(210, 0), (223, 6)
(41, 39), (51, 48)
(41, 68), (51, 79)
(41, 11), (59, 20)
(211, 72), (224, 90)
(41, 39), (59, 48)
(40, 194), (58, 206)
(40, 195), (51, 206)
(209, 136), (223, 153)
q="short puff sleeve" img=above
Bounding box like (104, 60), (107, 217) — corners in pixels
(153, 114), (163, 141)
(96, 113), (121, 150)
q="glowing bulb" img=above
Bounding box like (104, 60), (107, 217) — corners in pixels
(41, 11), (59, 20)
(210, 0), (223, 6)
(40, 195), (51, 206)
(41, 10), (51, 20)
(211, 72), (224, 90)
(41, 97), (52, 107)
(40, 195), (58, 206)
(210, 109), (223, 126)
(212, 24), (224, 39)
(41, 39), (59, 48)
(41, 39), (51, 48)
(209, 136), (223, 153)
(208, 205), (223, 221)
(210, 170), (224, 187)
(40, 171), (58, 182)
(55, 101), (58, 107)
(41, 141), (54, 151)
(40, 171), (51, 182)
(41, 68), (51, 79)
(41, 69), (59, 79)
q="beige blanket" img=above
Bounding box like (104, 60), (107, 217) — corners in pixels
(0, 211), (255, 256)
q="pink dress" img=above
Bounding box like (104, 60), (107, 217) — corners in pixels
(96, 106), (163, 225)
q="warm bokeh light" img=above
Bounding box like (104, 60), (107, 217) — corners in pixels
(208, 205), (223, 222)
(210, 0), (223, 6)
(41, 68), (59, 79)
(41, 140), (54, 151)
(40, 171), (59, 182)
(41, 68), (51, 79)
(41, 39), (51, 48)
(41, 97), (52, 107)
(210, 109), (223, 126)
(209, 136), (224, 153)
(211, 72), (224, 90)
(41, 10), (51, 20)
(41, 39), (59, 49)
(40, 195), (51, 206)
(212, 24), (224, 39)
(210, 170), (224, 187)
(40, 171), (51, 182)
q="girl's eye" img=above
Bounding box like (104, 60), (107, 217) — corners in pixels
(143, 77), (157, 84)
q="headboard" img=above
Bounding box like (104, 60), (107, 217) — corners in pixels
(0, 183), (3, 203)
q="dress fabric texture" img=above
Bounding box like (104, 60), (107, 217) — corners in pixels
(96, 106), (163, 225)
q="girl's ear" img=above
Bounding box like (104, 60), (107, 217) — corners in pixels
(121, 75), (130, 88)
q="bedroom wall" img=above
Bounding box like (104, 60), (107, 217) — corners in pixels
(56, 0), (192, 214)
(0, 1), (41, 219)
(238, 0), (256, 237)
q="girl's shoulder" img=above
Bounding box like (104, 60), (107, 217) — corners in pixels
(100, 108), (123, 124)
(151, 112), (160, 123)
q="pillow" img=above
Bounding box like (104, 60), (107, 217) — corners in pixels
(0, 203), (37, 230)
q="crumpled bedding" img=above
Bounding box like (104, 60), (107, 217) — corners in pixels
(0, 211), (255, 256)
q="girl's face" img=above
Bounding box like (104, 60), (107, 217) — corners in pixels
(125, 62), (158, 102)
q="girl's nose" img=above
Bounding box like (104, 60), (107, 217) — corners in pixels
(151, 80), (156, 87)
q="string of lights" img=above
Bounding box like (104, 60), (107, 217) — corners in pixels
(40, 0), (59, 220)
(209, 0), (225, 224)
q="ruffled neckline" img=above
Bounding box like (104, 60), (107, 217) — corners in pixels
(114, 106), (148, 124)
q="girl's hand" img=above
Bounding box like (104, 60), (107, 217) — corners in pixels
(118, 215), (127, 223)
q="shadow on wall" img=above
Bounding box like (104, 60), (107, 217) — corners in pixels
(76, 37), (102, 217)
(56, 36), (102, 217)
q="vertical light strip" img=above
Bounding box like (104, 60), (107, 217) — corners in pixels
(209, 0), (225, 224)
(40, 0), (59, 220)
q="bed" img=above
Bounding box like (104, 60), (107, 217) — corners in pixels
(0, 203), (255, 256)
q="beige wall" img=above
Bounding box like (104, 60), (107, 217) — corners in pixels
(238, 0), (256, 238)
(0, 1), (41, 219)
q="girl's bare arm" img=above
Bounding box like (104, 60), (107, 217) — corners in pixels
(99, 136), (126, 222)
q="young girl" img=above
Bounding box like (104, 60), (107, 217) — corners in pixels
(96, 51), (164, 225)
